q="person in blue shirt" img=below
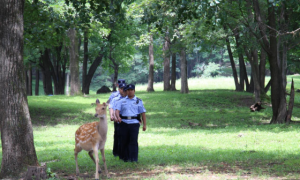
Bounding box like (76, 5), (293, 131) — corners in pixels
(109, 83), (127, 157)
(115, 84), (147, 162)
(108, 79), (125, 121)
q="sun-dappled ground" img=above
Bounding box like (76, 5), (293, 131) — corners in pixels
(3, 76), (300, 179)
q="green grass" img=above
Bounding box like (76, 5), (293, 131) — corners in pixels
(3, 76), (300, 179)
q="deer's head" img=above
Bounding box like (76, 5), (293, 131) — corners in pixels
(95, 99), (108, 118)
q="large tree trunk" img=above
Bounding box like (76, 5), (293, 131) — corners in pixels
(0, 0), (39, 177)
(82, 29), (88, 94)
(35, 68), (39, 95)
(68, 28), (81, 96)
(163, 36), (171, 91)
(268, 5), (286, 123)
(147, 34), (155, 92)
(170, 53), (177, 91)
(225, 37), (241, 91)
(180, 48), (189, 93)
(252, 0), (289, 123)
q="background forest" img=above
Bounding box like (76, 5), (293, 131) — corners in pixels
(23, 0), (300, 95)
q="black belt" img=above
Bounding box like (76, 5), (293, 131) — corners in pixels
(120, 115), (138, 120)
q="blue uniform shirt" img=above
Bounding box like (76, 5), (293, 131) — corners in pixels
(108, 91), (120, 104)
(109, 94), (121, 109)
(115, 95), (146, 124)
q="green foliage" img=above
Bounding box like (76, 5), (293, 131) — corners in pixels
(202, 62), (222, 77)
(191, 63), (205, 77)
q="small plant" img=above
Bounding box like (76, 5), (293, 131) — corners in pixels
(46, 168), (56, 178)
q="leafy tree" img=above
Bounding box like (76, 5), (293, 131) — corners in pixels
(24, 0), (70, 95)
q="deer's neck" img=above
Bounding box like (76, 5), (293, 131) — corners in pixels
(97, 116), (108, 137)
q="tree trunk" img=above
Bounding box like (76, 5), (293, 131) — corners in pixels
(66, 72), (70, 95)
(248, 74), (254, 93)
(82, 29), (88, 93)
(112, 64), (119, 92)
(286, 79), (294, 123)
(234, 31), (248, 91)
(268, 5), (286, 123)
(264, 79), (271, 93)
(225, 37), (241, 91)
(40, 49), (53, 95)
(82, 52), (104, 94)
(180, 48), (189, 93)
(52, 45), (66, 95)
(259, 47), (267, 96)
(26, 67), (32, 96)
(252, 0), (289, 123)
(246, 49), (261, 102)
(0, 0), (39, 177)
(68, 28), (81, 96)
(163, 36), (171, 91)
(35, 68), (39, 96)
(147, 34), (155, 92)
(170, 53), (177, 91)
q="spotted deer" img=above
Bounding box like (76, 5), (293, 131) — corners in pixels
(74, 99), (110, 179)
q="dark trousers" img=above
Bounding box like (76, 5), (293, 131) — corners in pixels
(112, 122), (120, 156)
(119, 122), (140, 162)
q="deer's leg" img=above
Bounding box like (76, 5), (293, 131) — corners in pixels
(74, 146), (82, 176)
(88, 150), (96, 164)
(100, 148), (110, 178)
(93, 147), (100, 180)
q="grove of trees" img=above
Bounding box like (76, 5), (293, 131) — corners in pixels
(1, 0), (300, 178)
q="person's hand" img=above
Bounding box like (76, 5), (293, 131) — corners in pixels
(117, 117), (122, 123)
(110, 116), (114, 121)
(143, 125), (146, 131)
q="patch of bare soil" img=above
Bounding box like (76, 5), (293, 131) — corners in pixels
(55, 164), (289, 180)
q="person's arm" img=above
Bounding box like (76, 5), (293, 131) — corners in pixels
(109, 98), (116, 121)
(141, 112), (146, 131)
(115, 110), (122, 123)
(109, 108), (114, 121)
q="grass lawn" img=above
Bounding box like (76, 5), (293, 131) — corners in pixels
(2, 75), (300, 179)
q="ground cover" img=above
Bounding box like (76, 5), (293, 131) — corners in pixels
(1, 76), (300, 179)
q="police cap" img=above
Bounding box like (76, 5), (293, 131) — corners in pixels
(118, 79), (125, 85)
(124, 84), (135, 91)
(119, 83), (126, 88)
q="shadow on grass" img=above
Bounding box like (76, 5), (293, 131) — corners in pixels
(28, 95), (110, 126)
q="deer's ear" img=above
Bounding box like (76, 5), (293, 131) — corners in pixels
(103, 102), (107, 106)
(96, 99), (100, 104)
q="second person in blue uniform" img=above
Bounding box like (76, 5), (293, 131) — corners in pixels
(109, 83), (127, 157)
(115, 84), (147, 162)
